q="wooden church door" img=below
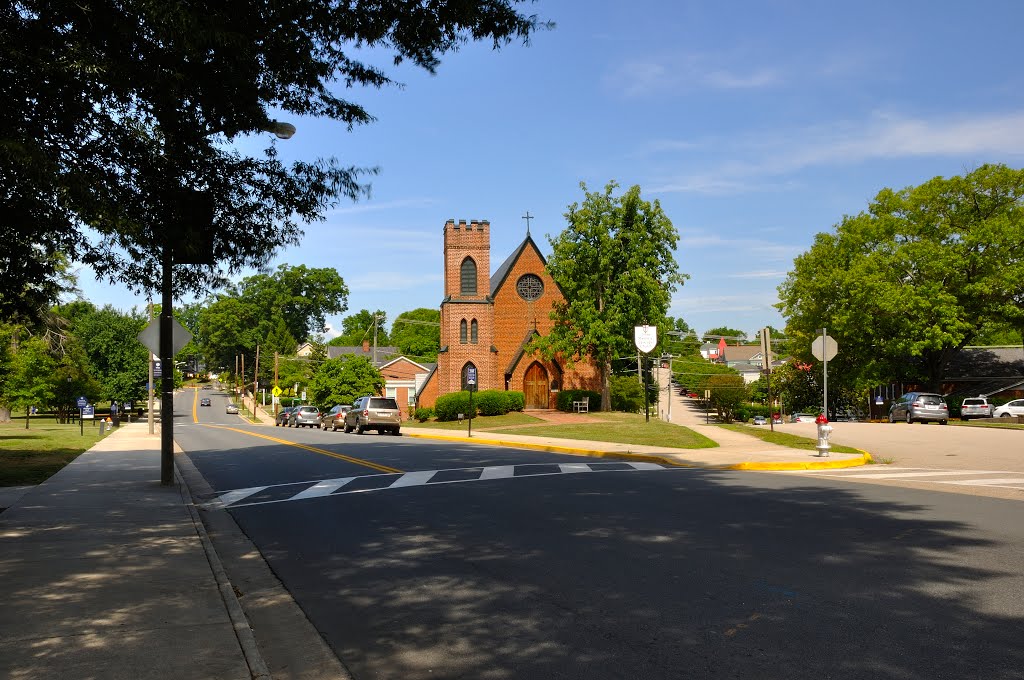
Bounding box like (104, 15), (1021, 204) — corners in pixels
(524, 362), (550, 409)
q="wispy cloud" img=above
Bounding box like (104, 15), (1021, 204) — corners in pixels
(326, 197), (441, 216)
(649, 110), (1024, 195)
(725, 270), (789, 279)
(604, 52), (782, 97)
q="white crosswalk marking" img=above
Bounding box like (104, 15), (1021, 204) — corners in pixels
(214, 486), (267, 507)
(479, 466), (516, 480)
(209, 461), (674, 509)
(389, 471), (437, 488)
(290, 477), (355, 500)
(940, 478), (1024, 487)
(777, 465), (1024, 495)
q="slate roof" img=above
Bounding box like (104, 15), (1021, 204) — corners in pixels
(489, 234), (547, 297)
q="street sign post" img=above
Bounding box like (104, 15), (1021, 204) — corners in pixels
(634, 326), (658, 423)
(466, 367), (477, 437)
(812, 330), (839, 417)
(77, 396), (87, 436)
(759, 328), (775, 431)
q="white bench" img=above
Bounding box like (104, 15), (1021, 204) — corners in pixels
(573, 400), (589, 413)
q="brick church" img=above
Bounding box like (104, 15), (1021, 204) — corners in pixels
(416, 218), (600, 410)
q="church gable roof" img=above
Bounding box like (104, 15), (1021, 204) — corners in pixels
(490, 234), (547, 297)
(504, 329), (541, 377)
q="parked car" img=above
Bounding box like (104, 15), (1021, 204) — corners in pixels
(344, 396), (402, 435)
(888, 392), (948, 424)
(202, 385), (213, 390)
(993, 399), (1024, 418)
(225, 403), (239, 415)
(275, 406), (296, 427)
(291, 405), (321, 428)
(200, 397), (211, 407)
(790, 413), (815, 423)
(320, 404), (352, 431)
(960, 397), (993, 421)
(751, 415), (767, 425)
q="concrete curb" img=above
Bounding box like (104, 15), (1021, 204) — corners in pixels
(402, 430), (874, 471)
(175, 456), (272, 680)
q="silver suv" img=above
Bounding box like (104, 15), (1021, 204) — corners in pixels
(344, 396), (402, 435)
(889, 392), (948, 425)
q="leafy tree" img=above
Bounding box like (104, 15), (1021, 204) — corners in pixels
(707, 373), (747, 423)
(308, 356), (384, 408)
(232, 265), (348, 343)
(4, 336), (57, 428)
(390, 308), (441, 361)
(703, 327), (748, 344)
(329, 309), (388, 347)
(537, 182), (688, 410)
(61, 302), (149, 405)
(778, 164), (1024, 390)
(3, 1), (547, 313)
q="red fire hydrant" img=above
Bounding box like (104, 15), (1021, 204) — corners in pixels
(815, 413), (832, 457)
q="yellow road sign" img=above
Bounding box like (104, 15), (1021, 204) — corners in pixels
(271, 385), (282, 397)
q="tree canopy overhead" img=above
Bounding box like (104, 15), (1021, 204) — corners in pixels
(2, 1), (549, 320)
(777, 164), (1024, 390)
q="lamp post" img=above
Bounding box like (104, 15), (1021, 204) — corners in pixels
(157, 120), (295, 486)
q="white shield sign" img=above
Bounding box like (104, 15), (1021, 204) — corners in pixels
(634, 325), (658, 354)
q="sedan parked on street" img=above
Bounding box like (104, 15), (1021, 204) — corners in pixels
(320, 404), (352, 431)
(275, 406), (296, 427)
(291, 405), (321, 428)
(888, 392), (949, 425)
(993, 399), (1024, 418)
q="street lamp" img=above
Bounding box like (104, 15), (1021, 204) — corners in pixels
(157, 121), (296, 485)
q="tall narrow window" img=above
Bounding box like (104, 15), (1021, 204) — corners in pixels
(460, 319), (468, 343)
(460, 257), (477, 295)
(470, 319), (478, 344)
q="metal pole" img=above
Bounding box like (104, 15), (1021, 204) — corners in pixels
(644, 354), (650, 423)
(253, 345), (259, 422)
(821, 328), (828, 418)
(148, 301), (155, 435)
(159, 245), (174, 486)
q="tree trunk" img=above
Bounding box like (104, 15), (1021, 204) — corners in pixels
(600, 357), (612, 411)
(0, 406), (10, 423)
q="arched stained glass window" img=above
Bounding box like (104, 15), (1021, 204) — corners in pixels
(460, 319), (468, 344)
(460, 257), (477, 295)
(470, 319), (478, 344)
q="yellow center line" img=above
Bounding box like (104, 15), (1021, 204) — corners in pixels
(204, 424), (403, 474)
(192, 387), (199, 423)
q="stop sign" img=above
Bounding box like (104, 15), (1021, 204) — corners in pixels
(811, 334), (838, 362)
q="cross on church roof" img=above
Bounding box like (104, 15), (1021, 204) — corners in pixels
(522, 211), (533, 236)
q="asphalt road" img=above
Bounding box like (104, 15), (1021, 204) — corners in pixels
(176, 390), (1024, 680)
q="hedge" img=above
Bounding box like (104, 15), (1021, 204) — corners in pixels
(433, 390), (525, 421)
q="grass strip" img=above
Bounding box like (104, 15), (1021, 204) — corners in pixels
(403, 412), (544, 430)
(716, 423), (862, 454)
(489, 412), (718, 449)
(0, 420), (111, 486)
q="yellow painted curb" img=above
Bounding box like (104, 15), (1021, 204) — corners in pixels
(403, 431), (875, 471)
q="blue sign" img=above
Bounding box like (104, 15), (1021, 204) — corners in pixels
(466, 367), (477, 385)
(76, 396), (88, 409)
(81, 406), (95, 419)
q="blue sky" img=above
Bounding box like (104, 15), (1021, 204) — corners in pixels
(77, 0), (1024, 341)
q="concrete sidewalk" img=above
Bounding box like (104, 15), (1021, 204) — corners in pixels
(0, 423), (258, 680)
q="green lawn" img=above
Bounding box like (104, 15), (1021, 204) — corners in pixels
(0, 418), (112, 486)
(717, 423), (864, 454)
(487, 412), (719, 449)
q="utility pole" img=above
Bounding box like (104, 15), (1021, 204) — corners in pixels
(274, 351), (279, 417)
(253, 345), (260, 422)
(241, 354), (245, 406)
